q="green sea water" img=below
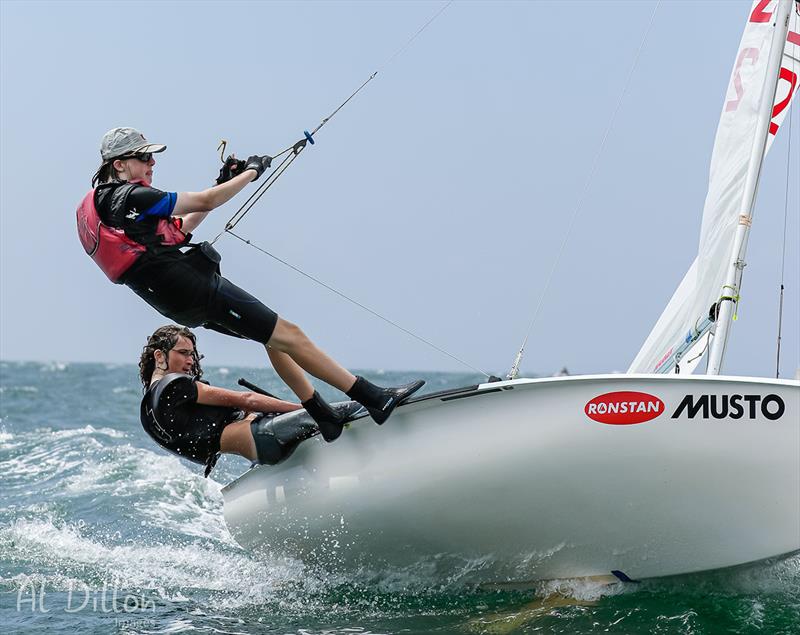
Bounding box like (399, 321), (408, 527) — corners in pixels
(1, 361), (798, 634)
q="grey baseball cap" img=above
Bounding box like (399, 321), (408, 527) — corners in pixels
(100, 127), (166, 161)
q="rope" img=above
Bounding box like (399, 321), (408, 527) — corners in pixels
(705, 330), (714, 373)
(226, 230), (490, 378)
(208, 2), (477, 374)
(213, 1), (454, 240)
(204, 2), (481, 374)
(378, 0), (453, 70)
(261, 0), (454, 161)
(210, 147), (305, 244)
(684, 332), (711, 366)
(507, 0), (662, 379)
(776, 53), (796, 378)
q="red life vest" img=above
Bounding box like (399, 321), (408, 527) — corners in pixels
(76, 184), (186, 283)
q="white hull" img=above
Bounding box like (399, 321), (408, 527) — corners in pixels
(222, 374), (800, 583)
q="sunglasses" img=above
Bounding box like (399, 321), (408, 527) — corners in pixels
(119, 151), (153, 163)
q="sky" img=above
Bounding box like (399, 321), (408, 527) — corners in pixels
(1, 0), (798, 378)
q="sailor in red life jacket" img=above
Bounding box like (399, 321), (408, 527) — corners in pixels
(79, 127), (424, 442)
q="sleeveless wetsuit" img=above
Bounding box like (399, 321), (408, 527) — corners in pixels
(139, 373), (329, 475)
(140, 373), (244, 474)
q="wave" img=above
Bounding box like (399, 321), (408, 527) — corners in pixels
(1, 516), (304, 593)
(0, 385), (39, 394)
(38, 362), (69, 372)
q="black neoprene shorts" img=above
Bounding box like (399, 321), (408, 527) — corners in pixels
(202, 276), (278, 344)
(125, 250), (279, 345)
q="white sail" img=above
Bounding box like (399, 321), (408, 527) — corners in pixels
(630, 1), (800, 374)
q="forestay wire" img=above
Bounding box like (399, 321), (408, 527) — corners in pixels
(776, 49), (797, 378)
(506, 0), (662, 380)
(209, 2), (491, 378)
(211, 0), (453, 244)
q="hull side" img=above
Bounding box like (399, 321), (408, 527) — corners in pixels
(222, 375), (800, 582)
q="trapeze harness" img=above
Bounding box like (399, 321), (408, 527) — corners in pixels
(141, 373), (244, 477)
(140, 373), (335, 476)
(76, 181), (186, 283)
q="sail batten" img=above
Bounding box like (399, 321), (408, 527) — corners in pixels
(629, 0), (800, 375)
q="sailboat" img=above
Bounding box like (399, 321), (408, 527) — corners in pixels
(222, 1), (800, 583)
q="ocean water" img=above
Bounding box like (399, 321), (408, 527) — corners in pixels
(1, 360), (798, 635)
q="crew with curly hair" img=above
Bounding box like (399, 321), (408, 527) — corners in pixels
(139, 325), (311, 476)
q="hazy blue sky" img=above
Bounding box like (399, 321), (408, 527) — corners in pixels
(1, 0), (798, 378)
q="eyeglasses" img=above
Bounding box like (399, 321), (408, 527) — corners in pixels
(170, 348), (203, 360)
(120, 152), (153, 163)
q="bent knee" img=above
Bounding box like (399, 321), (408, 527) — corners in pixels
(269, 319), (309, 350)
(220, 420), (257, 461)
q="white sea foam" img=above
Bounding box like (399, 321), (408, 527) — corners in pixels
(2, 515), (319, 611)
(709, 553), (800, 595)
(536, 575), (631, 602)
(744, 599), (765, 631)
(126, 450), (233, 543)
(2, 449), (85, 481)
(2, 426), (130, 492)
(3, 571), (97, 592)
(49, 424), (127, 439)
(52, 439), (235, 546)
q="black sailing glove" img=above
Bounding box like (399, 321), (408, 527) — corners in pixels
(244, 155), (273, 181)
(215, 155), (247, 185)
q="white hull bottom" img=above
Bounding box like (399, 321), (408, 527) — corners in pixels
(222, 374), (800, 583)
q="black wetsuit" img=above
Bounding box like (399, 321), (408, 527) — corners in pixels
(140, 373), (244, 474)
(96, 181), (278, 344)
(140, 373), (336, 474)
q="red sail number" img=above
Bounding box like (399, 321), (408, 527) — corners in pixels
(770, 66), (798, 135)
(749, 0), (772, 23)
(726, 48), (760, 112)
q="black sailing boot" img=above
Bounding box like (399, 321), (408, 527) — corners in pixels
(346, 376), (425, 425)
(301, 391), (347, 442)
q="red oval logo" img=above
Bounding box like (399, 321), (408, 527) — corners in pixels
(584, 391), (665, 425)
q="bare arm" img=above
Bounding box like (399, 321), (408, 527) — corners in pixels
(172, 169), (257, 234)
(195, 382), (301, 414)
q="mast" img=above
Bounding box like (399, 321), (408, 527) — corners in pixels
(706, 0), (793, 375)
